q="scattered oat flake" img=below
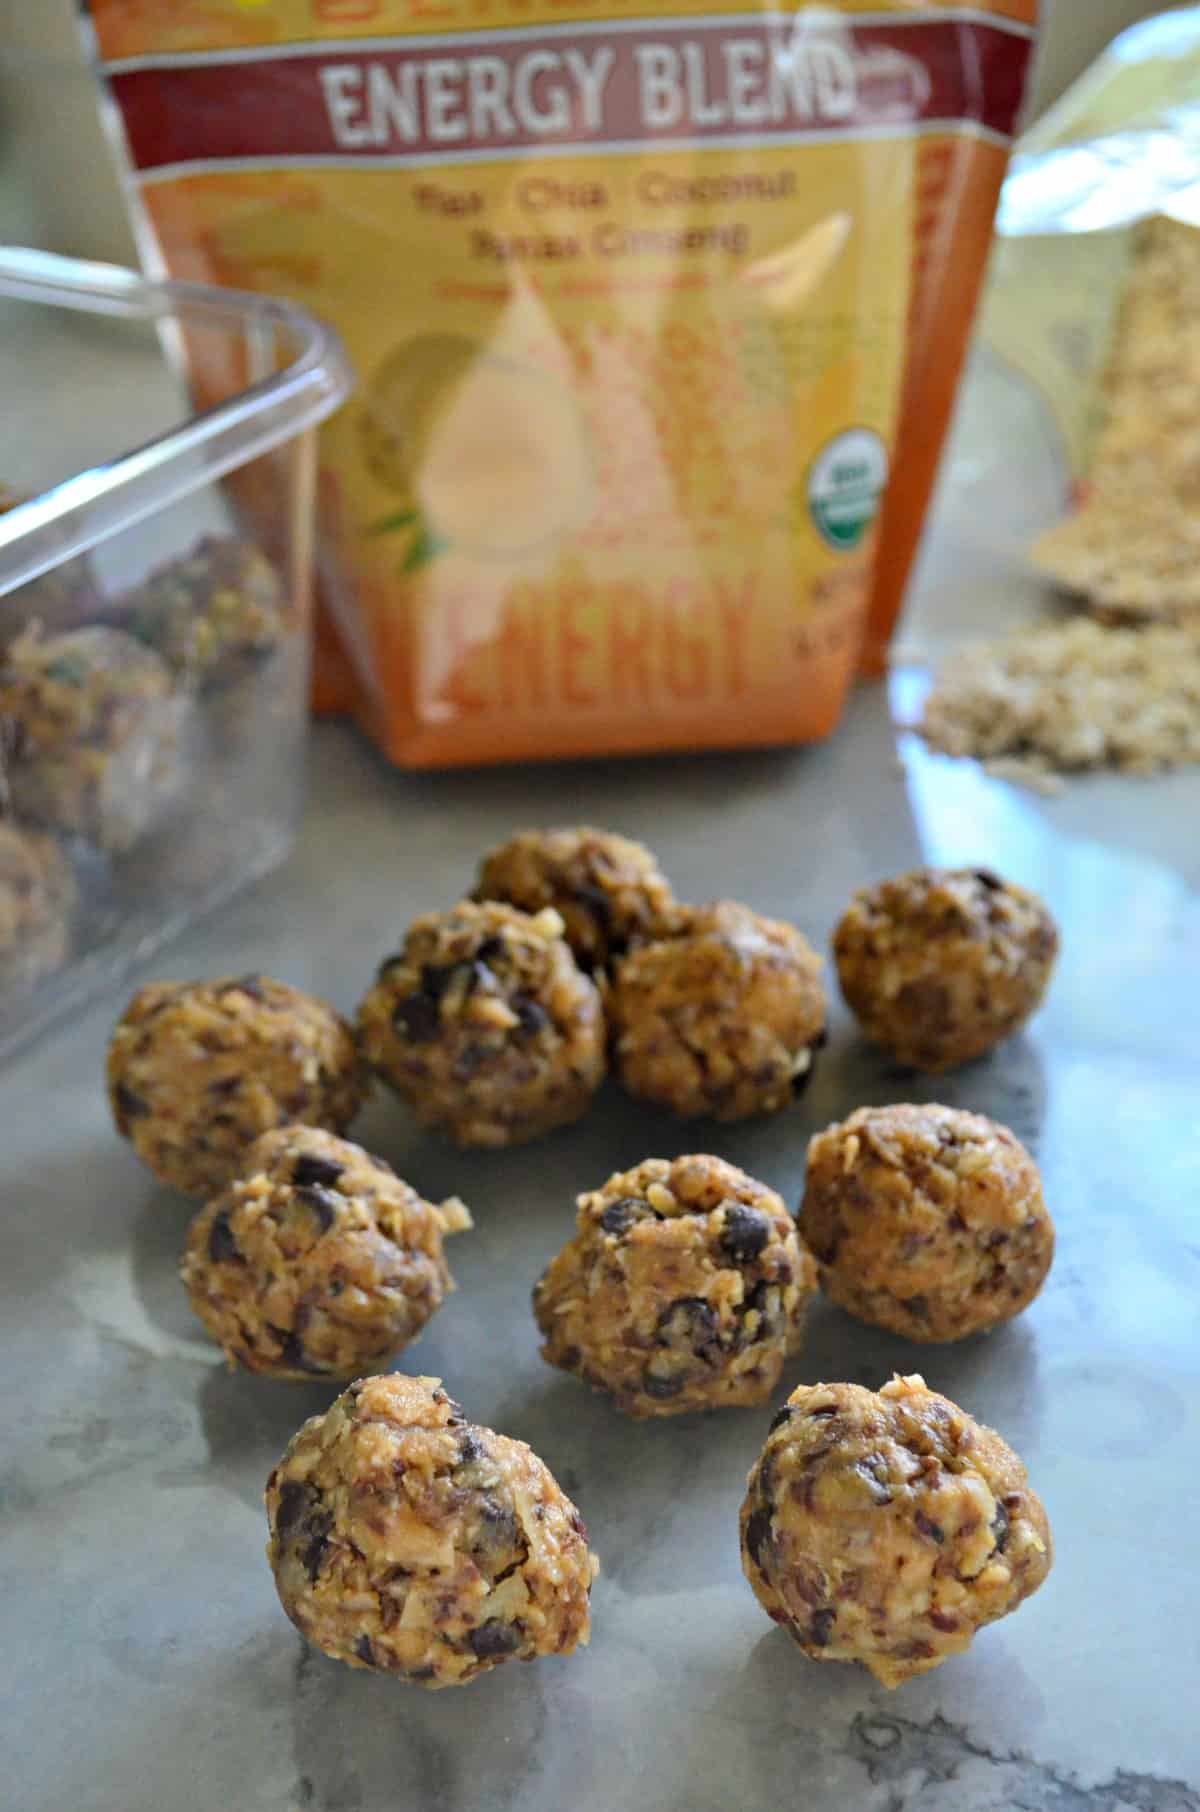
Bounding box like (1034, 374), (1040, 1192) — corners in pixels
(919, 618), (1200, 777)
(982, 758), (1066, 797)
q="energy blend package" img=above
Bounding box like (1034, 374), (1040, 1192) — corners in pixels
(90, 0), (1037, 767)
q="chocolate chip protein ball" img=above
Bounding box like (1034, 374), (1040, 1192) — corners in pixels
(473, 827), (677, 972)
(107, 975), (366, 1196)
(833, 867), (1058, 1071)
(608, 901), (826, 1120)
(801, 1105), (1054, 1343)
(357, 902), (605, 1148)
(0, 483), (100, 644)
(266, 1372), (598, 1686)
(0, 624), (191, 852)
(115, 535), (287, 690)
(534, 1154), (817, 1417)
(182, 1126), (472, 1379)
(740, 1373), (1053, 1687)
(0, 818), (75, 993)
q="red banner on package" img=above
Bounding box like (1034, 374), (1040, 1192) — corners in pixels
(108, 17), (1033, 170)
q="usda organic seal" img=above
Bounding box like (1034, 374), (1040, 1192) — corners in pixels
(808, 429), (889, 551)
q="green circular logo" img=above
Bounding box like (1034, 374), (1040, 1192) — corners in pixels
(808, 429), (889, 551)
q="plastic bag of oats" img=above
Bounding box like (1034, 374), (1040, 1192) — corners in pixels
(979, 7), (1200, 627)
(905, 14), (1200, 789)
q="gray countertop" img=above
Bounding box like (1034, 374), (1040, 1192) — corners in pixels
(3, 386), (1200, 1809)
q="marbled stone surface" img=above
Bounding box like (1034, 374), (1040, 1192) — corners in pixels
(2, 349), (1199, 1810)
(2, 694), (1197, 1811)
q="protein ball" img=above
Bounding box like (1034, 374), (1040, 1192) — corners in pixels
(740, 1373), (1052, 1688)
(115, 534), (287, 690)
(609, 901), (826, 1120)
(0, 819), (75, 992)
(0, 624), (190, 853)
(0, 483), (100, 646)
(357, 901), (605, 1148)
(182, 1126), (472, 1379)
(107, 975), (366, 1196)
(534, 1154), (817, 1417)
(473, 827), (677, 971)
(833, 867), (1058, 1072)
(800, 1105), (1054, 1343)
(266, 1373), (598, 1686)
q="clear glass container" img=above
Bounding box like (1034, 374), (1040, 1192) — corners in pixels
(0, 248), (352, 1060)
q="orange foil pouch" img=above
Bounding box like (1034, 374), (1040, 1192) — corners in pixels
(91, 0), (1037, 766)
